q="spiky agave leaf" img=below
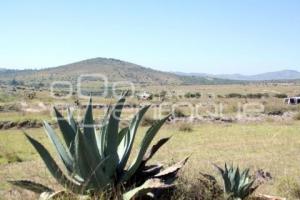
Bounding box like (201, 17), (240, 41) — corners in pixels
(154, 157), (189, 179)
(142, 137), (171, 165)
(67, 107), (78, 134)
(74, 129), (110, 190)
(117, 105), (151, 171)
(43, 121), (74, 174)
(79, 97), (113, 188)
(122, 178), (175, 200)
(8, 180), (53, 194)
(118, 127), (129, 145)
(214, 163), (258, 200)
(95, 105), (112, 157)
(23, 133), (81, 193)
(122, 115), (171, 182)
(12, 94), (188, 199)
(128, 137), (171, 183)
(82, 97), (101, 164)
(102, 93), (127, 179)
(53, 107), (76, 155)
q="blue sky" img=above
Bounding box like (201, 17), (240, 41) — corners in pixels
(0, 0), (299, 74)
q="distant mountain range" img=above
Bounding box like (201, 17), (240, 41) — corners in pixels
(174, 70), (300, 81)
(0, 58), (237, 85)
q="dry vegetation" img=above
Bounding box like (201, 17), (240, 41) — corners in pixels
(1, 82), (300, 199)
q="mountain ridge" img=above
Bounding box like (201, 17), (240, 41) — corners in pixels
(174, 69), (300, 81)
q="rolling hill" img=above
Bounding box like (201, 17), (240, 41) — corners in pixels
(0, 57), (238, 85)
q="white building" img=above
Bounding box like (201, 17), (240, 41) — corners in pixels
(284, 96), (300, 105)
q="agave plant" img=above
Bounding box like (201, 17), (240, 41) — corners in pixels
(214, 163), (258, 200)
(9, 92), (188, 199)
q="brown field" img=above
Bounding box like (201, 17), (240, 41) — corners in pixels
(0, 83), (300, 199)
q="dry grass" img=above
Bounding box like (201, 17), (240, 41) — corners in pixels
(0, 121), (300, 199)
(1, 83), (300, 199)
(178, 122), (193, 132)
(276, 177), (300, 199)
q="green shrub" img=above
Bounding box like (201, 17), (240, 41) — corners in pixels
(225, 93), (245, 98)
(274, 93), (288, 98)
(195, 92), (201, 98)
(173, 108), (187, 118)
(0, 151), (23, 164)
(246, 93), (269, 99)
(184, 92), (201, 99)
(184, 92), (192, 98)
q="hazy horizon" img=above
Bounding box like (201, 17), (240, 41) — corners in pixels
(1, 57), (299, 77)
(1, 1), (300, 74)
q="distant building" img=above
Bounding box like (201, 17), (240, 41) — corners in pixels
(284, 96), (300, 105)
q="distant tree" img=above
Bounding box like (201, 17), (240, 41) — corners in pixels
(9, 78), (24, 86)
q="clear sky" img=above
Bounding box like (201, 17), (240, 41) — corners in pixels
(0, 0), (299, 74)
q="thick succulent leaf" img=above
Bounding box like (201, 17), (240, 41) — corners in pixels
(43, 121), (74, 174)
(105, 92), (127, 155)
(24, 133), (81, 193)
(98, 106), (111, 156)
(53, 107), (76, 153)
(102, 93), (127, 178)
(142, 164), (163, 174)
(118, 105), (151, 172)
(232, 167), (240, 193)
(154, 156), (189, 178)
(223, 164), (232, 193)
(74, 130), (110, 189)
(74, 130), (92, 181)
(123, 178), (174, 200)
(122, 115), (170, 181)
(83, 98), (96, 141)
(213, 163), (231, 194)
(82, 98), (103, 172)
(67, 107), (78, 135)
(240, 180), (256, 199)
(142, 137), (170, 165)
(239, 168), (250, 189)
(212, 163), (224, 175)
(96, 123), (107, 157)
(80, 157), (110, 191)
(118, 127), (129, 145)
(117, 128), (130, 175)
(8, 180), (53, 194)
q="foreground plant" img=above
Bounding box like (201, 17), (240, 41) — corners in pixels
(9, 92), (188, 199)
(214, 163), (258, 200)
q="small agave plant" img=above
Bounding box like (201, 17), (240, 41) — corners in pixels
(214, 163), (258, 200)
(9, 92), (188, 200)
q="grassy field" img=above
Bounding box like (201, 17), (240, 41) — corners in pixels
(1, 83), (300, 199)
(1, 121), (300, 199)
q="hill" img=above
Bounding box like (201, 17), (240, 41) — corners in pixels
(0, 57), (238, 85)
